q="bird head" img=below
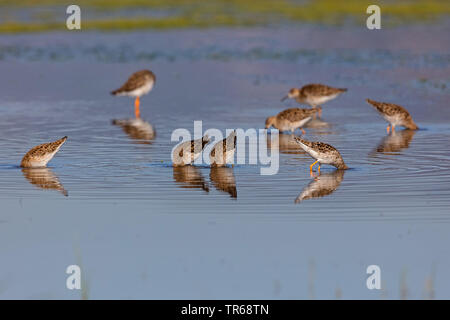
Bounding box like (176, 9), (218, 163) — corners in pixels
(281, 88), (300, 102)
(265, 116), (276, 129)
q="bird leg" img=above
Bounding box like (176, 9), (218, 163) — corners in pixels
(134, 97), (141, 119)
(317, 106), (322, 118)
(318, 164), (321, 174)
(392, 125), (396, 132)
(309, 160), (319, 172)
(386, 125), (390, 134)
(301, 128), (306, 135)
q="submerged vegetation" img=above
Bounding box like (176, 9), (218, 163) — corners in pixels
(0, 0), (449, 33)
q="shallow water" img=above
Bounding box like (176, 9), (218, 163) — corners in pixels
(0, 25), (450, 299)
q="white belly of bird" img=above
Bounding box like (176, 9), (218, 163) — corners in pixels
(211, 148), (235, 166)
(29, 150), (59, 168)
(172, 142), (202, 166)
(306, 94), (338, 106)
(300, 144), (333, 164)
(175, 150), (201, 165)
(384, 114), (403, 127)
(278, 117), (311, 132)
(291, 117), (312, 130)
(126, 81), (154, 98)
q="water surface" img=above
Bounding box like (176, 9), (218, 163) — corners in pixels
(0, 26), (449, 299)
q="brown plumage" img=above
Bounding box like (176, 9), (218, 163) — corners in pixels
(294, 136), (348, 171)
(282, 84), (347, 111)
(210, 131), (237, 167)
(300, 84), (347, 98)
(366, 99), (418, 131)
(172, 135), (210, 166)
(20, 137), (67, 168)
(111, 70), (156, 119)
(265, 108), (317, 133)
(111, 70), (156, 95)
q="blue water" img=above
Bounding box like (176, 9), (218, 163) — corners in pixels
(0, 25), (449, 299)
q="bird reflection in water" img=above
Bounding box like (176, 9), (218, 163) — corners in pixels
(295, 169), (345, 203)
(112, 118), (156, 144)
(172, 166), (209, 193)
(22, 168), (68, 196)
(210, 167), (237, 198)
(371, 129), (416, 155)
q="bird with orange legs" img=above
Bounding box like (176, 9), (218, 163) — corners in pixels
(281, 84), (347, 117)
(366, 99), (418, 133)
(293, 136), (348, 175)
(111, 70), (156, 119)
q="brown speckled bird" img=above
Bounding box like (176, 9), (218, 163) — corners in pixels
(172, 135), (210, 167)
(20, 136), (67, 168)
(281, 84), (347, 117)
(294, 136), (348, 172)
(265, 108), (317, 134)
(366, 99), (418, 133)
(210, 131), (237, 167)
(111, 70), (156, 119)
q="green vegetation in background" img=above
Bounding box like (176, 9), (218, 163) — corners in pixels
(0, 0), (449, 33)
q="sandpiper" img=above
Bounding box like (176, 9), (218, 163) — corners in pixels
(265, 108), (317, 134)
(210, 130), (237, 167)
(281, 84), (347, 117)
(366, 99), (418, 133)
(111, 69), (156, 119)
(172, 135), (210, 166)
(20, 136), (67, 168)
(293, 136), (348, 172)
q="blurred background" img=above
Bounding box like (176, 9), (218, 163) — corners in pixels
(0, 0), (449, 32)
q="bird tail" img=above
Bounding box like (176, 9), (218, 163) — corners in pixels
(57, 136), (68, 145)
(339, 88), (348, 92)
(366, 98), (383, 112)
